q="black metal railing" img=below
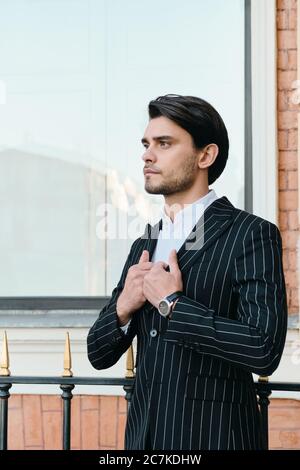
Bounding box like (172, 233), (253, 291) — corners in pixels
(0, 376), (135, 450)
(255, 381), (300, 450)
(0, 376), (299, 450)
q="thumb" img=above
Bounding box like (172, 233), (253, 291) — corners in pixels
(139, 250), (149, 264)
(168, 249), (179, 273)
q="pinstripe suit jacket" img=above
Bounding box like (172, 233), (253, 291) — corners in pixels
(87, 196), (287, 450)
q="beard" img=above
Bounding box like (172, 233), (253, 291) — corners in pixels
(144, 153), (198, 196)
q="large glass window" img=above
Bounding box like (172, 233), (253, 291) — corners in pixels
(0, 0), (245, 296)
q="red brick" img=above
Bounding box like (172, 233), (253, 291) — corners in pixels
(43, 412), (62, 450)
(288, 210), (299, 230)
(285, 270), (298, 288)
(117, 413), (126, 450)
(287, 170), (298, 189)
(287, 287), (293, 308)
(278, 90), (288, 110)
(290, 288), (299, 307)
(269, 429), (283, 449)
(278, 151), (297, 170)
(281, 229), (298, 249)
(287, 89), (300, 109)
(71, 396), (81, 449)
(41, 395), (61, 412)
(279, 430), (300, 449)
(278, 70), (297, 90)
(9, 395), (22, 409)
(278, 130), (289, 150)
(118, 396), (128, 414)
(279, 170), (287, 189)
(287, 129), (297, 149)
(81, 395), (99, 411)
(277, 10), (288, 29)
(278, 51), (288, 70)
(282, 249), (289, 270)
(288, 250), (298, 270)
(278, 30), (297, 50)
(278, 111), (298, 129)
(270, 399), (299, 408)
(279, 211), (288, 230)
(8, 408), (24, 450)
(277, 0), (297, 10)
(82, 409), (99, 450)
(279, 190), (298, 210)
(288, 9), (297, 29)
(269, 407), (300, 428)
(23, 396), (43, 447)
(288, 50), (297, 69)
(99, 396), (118, 448)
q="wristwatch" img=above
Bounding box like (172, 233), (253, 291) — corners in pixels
(158, 291), (183, 318)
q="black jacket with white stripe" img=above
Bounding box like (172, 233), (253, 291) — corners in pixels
(87, 196), (287, 450)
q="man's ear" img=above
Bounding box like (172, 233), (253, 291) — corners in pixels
(197, 143), (219, 169)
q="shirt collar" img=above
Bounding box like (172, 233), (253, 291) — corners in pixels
(161, 189), (218, 229)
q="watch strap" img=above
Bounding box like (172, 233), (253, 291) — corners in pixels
(165, 291), (183, 303)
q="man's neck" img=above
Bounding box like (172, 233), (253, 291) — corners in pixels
(164, 187), (210, 222)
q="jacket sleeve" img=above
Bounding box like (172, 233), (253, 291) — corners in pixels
(87, 240), (140, 370)
(164, 221), (288, 376)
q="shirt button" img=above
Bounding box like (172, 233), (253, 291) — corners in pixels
(150, 329), (158, 338)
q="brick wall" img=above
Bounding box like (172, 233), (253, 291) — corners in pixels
(277, 0), (299, 315)
(269, 399), (300, 448)
(7, 395), (300, 450)
(8, 395), (127, 450)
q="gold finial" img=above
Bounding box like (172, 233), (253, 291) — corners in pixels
(62, 332), (73, 377)
(258, 375), (269, 383)
(0, 331), (11, 376)
(125, 344), (135, 378)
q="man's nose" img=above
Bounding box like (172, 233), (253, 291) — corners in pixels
(142, 147), (157, 163)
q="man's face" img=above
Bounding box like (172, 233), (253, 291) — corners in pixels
(141, 116), (199, 196)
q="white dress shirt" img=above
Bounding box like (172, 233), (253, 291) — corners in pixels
(120, 189), (219, 333)
(151, 189), (219, 263)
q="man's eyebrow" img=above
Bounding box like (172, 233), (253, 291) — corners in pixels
(141, 135), (174, 143)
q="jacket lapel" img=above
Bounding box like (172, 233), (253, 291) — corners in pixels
(176, 196), (235, 274)
(141, 218), (162, 260)
(140, 196), (235, 273)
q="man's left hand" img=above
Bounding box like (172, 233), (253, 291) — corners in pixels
(143, 249), (183, 309)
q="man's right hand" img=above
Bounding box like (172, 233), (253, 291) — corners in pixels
(116, 250), (152, 326)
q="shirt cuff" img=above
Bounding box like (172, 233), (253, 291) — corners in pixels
(119, 319), (132, 334)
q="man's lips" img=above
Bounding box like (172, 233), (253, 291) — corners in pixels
(143, 168), (160, 175)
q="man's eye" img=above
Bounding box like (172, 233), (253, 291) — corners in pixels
(160, 141), (170, 148)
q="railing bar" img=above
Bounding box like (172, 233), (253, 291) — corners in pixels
(60, 384), (74, 450)
(0, 376), (135, 386)
(0, 384), (11, 451)
(0, 377), (299, 390)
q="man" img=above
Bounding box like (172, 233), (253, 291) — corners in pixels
(87, 94), (287, 450)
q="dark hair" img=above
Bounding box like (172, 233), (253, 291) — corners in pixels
(148, 94), (229, 185)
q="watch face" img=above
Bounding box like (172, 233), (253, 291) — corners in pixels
(158, 300), (170, 317)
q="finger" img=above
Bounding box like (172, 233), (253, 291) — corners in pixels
(152, 261), (168, 270)
(138, 262), (153, 270)
(168, 249), (179, 273)
(139, 250), (149, 264)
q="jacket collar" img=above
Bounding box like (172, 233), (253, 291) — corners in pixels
(141, 196), (235, 274)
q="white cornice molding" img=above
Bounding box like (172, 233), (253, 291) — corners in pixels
(251, 0), (278, 224)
